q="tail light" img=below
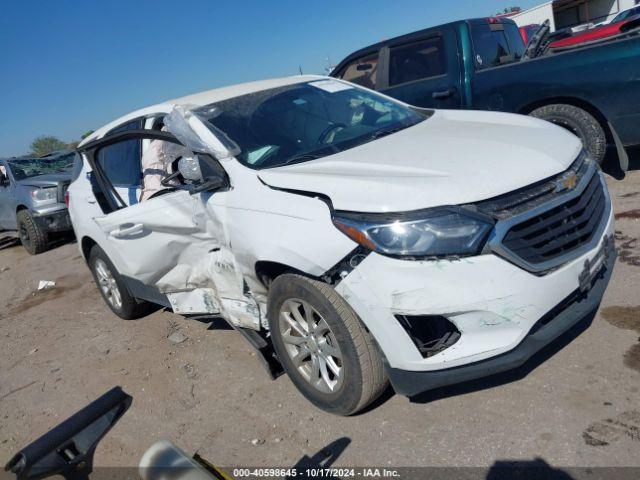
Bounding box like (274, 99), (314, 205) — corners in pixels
(64, 190), (70, 207)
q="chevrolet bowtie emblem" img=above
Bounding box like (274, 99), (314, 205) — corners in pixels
(556, 172), (578, 192)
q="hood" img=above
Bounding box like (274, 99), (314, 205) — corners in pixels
(257, 109), (582, 213)
(17, 173), (72, 188)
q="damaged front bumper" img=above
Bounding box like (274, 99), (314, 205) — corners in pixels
(334, 206), (615, 396)
(386, 250), (615, 396)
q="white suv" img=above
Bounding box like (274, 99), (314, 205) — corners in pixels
(69, 76), (615, 415)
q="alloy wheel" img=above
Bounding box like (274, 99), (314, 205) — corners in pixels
(94, 259), (122, 310)
(279, 298), (344, 393)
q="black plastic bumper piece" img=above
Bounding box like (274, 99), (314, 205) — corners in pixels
(33, 209), (72, 233)
(387, 252), (616, 398)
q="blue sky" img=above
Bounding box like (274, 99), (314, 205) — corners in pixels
(0, 0), (541, 156)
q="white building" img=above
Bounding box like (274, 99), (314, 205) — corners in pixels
(511, 0), (639, 31)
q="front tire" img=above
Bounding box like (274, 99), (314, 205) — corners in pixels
(529, 104), (607, 165)
(268, 274), (388, 415)
(88, 245), (154, 320)
(17, 210), (48, 255)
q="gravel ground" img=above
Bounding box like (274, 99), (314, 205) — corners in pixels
(1, 166), (639, 474)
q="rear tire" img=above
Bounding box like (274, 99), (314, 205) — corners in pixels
(268, 274), (388, 415)
(88, 245), (155, 320)
(529, 104), (606, 165)
(17, 209), (48, 255)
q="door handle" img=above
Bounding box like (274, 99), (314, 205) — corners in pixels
(432, 88), (454, 99)
(110, 223), (144, 238)
(85, 196), (96, 204)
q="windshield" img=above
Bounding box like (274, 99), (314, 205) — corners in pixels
(613, 6), (640, 22)
(7, 153), (75, 180)
(196, 80), (426, 169)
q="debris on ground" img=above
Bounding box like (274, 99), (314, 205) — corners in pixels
(0, 267), (9, 273)
(167, 331), (188, 345)
(182, 363), (196, 379)
(251, 438), (265, 446)
(37, 280), (56, 291)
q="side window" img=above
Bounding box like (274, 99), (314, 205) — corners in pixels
(504, 24), (526, 61)
(338, 53), (379, 89)
(96, 120), (142, 188)
(471, 24), (510, 70)
(388, 37), (446, 87)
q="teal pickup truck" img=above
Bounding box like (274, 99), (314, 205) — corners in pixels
(331, 17), (640, 169)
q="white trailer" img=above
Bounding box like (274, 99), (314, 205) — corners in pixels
(512, 0), (638, 31)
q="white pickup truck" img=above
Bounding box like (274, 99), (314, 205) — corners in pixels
(68, 75), (615, 415)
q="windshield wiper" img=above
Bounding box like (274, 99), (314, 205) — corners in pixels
(280, 153), (323, 166)
(370, 125), (408, 140)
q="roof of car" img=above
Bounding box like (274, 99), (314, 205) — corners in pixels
(79, 75), (324, 147)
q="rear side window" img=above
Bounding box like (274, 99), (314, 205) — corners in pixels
(96, 120), (142, 188)
(471, 23), (524, 70)
(504, 24), (526, 60)
(388, 37), (446, 86)
(337, 52), (379, 89)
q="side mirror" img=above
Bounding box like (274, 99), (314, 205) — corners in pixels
(0, 172), (8, 186)
(5, 387), (132, 480)
(178, 155), (226, 194)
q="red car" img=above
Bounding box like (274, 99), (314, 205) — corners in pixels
(550, 14), (640, 48)
(519, 24), (541, 44)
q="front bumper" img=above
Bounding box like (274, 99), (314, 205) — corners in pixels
(386, 250), (615, 396)
(33, 208), (72, 233)
(335, 201), (615, 377)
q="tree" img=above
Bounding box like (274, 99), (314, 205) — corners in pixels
(30, 135), (68, 156)
(498, 6), (522, 14)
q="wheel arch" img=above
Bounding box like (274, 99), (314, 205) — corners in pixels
(519, 96), (612, 141)
(80, 236), (98, 263)
(16, 204), (28, 213)
(254, 260), (313, 288)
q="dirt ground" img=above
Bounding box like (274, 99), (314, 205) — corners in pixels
(1, 168), (640, 474)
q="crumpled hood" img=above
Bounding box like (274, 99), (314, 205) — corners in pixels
(258, 109), (583, 213)
(17, 173), (71, 188)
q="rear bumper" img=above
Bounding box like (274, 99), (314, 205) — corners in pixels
(386, 251), (615, 397)
(33, 209), (72, 233)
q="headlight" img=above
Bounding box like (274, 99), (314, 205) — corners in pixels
(30, 187), (57, 203)
(332, 207), (493, 258)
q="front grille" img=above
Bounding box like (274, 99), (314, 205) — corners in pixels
(501, 171), (606, 266)
(472, 152), (611, 274)
(475, 150), (590, 219)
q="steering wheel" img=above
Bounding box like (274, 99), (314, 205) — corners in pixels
(147, 188), (177, 200)
(317, 123), (347, 145)
(159, 157), (184, 187)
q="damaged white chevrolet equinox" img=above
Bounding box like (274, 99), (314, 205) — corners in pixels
(70, 76), (615, 415)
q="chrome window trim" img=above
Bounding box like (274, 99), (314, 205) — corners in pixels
(488, 162), (611, 274)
